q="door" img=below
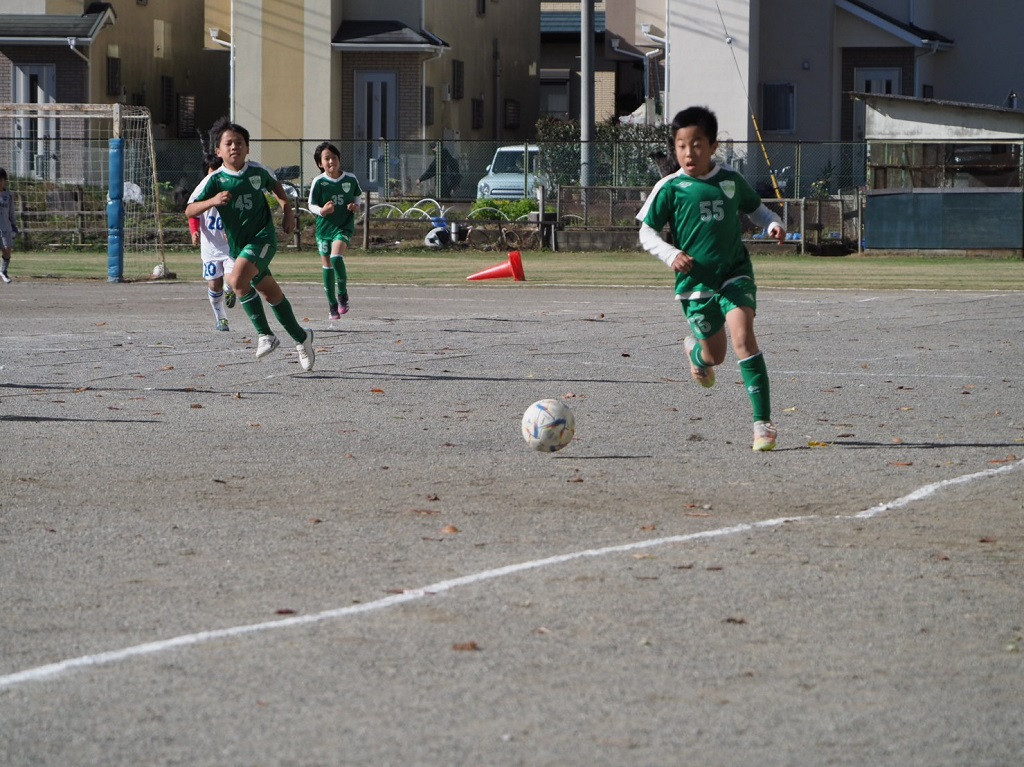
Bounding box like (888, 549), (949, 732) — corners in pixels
(353, 71), (398, 192)
(853, 67), (900, 141)
(13, 64), (57, 179)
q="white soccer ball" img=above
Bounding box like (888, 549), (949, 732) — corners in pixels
(521, 399), (575, 452)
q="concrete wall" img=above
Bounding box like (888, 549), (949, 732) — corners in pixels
(666, 0), (755, 144)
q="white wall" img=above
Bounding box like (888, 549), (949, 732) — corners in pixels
(667, 0), (755, 144)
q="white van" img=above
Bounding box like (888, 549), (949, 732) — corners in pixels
(476, 145), (544, 200)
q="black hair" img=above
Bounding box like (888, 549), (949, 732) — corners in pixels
(0, 167), (7, 180)
(202, 153), (223, 174)
(313, 141), (341, 171)
(669, 106), (718, 147)
(209, 116), (250, 150)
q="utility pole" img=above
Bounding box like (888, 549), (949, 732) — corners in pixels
(580, 0), (595, 188)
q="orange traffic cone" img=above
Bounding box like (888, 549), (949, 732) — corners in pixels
(467, 250), (525, 281)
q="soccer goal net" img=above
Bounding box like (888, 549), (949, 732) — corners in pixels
(0, 103), (165, 281)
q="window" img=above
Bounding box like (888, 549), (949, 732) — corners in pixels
(177, 94), (196, 137)
(153, 19), (170, 59)
(160, 75), (175, 126)
(106, 55), (122, 97)
(472, 98), (484, 130)
(424, 86), (434, 126)
(452, 60), (465, 100)
(539, 69), (570, 118)
(504, 99), (521, 130)
(761, 83), (795, 132)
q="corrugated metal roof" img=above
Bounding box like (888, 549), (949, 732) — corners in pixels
(541, 11), (606, 35)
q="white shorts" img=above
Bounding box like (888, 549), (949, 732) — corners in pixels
(201, 257), (234, 282)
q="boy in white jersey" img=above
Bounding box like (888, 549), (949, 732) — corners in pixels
(637, 106), (786, 451)
(0, 168), (18, 283)
(185, 119), (315, 371)
(307, 141), (362, 319)
(188, 154), (235, 331)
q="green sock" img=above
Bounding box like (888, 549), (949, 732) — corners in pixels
(331, 255), (347, 295)
(270, 296), (307, 343)
(322, 267), (337, 306)
(689, 343), (708, 369)
(739, 352), (771, 422)
(240, 290), (272, 335)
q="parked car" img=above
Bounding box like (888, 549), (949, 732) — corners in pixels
(476, 144), (545, 200)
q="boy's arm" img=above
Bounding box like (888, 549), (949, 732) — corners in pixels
(639, 223), (696, 274)
(184, 196), (225, 218)
(639, 222), (680, 266)
(188, 216), (200, 247)
(747, 204), (786, 242)
(306, 182), (324, 216)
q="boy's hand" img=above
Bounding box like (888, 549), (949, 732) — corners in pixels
(321, 201), (335, 216)
(213, 191), (232, 206)
(670, 251), (696, 274)
(191, 231), (200, 247)
(768, 223), (787, 243)
(347, 202), (360, 212)
(282, 206), (295, 235)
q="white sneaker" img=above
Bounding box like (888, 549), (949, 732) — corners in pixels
(255, 334), (280, 358)
(0, 272), (10, 284)
(296, 329), (315, 371)
(753, 421), (777, 452)
(683, 336), (715, 388)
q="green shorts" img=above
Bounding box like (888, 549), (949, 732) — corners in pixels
(679, 276), (757, 339)
(318, 234), (352, 256)
(236, 231), (277, 286)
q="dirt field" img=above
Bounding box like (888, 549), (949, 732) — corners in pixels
(1, 280), (1022, 766)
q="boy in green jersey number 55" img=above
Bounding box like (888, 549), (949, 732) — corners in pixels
(186, 118), (315, 371)
(637, 106), (786, 451)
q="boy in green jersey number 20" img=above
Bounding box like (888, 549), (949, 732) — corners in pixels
(637, 106), (786, 451)
(307, 141), (362, 320)
(185, 118), (315, 371)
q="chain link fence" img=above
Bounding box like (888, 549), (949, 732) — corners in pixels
(4, 134), (874, 255)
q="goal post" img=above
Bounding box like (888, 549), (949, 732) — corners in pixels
(0, 103), (165, 282)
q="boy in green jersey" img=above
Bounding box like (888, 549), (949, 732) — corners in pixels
(185, 119), (315, 371)
(307, 141), (363, 319)
(637, 106), (786, 451)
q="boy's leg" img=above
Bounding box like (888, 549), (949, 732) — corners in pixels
(253, 273), (308, 345)
(332, 238), (349, 312)
(681, 297), (727, 387)
(223, 258), (236, 308)
(232, 257), (275, 353)
(1, 245), (11, 282)
(725, 304), (775, 450)
(208, 284), (228, 324)
(207, 268), (228, 327)
(319, 239), (338, 316)
(255, 273), (314, 371)
(684, 336), (716, 388)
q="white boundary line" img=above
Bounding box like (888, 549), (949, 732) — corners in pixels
(2, 458), (1022, 692)
(852, 458), (1024, 519)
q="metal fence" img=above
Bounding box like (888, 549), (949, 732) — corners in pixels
(4, 135), (873, 253)
(157, 138), (869, 205)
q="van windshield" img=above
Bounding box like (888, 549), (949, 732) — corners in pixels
(492, 150), (538, 174)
